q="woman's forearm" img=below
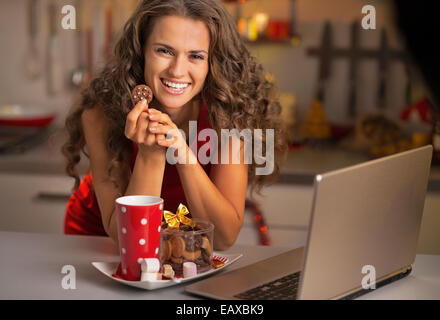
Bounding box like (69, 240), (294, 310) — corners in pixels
(176, 148), (244, 250)
(108, 150), (166, 247)
(125, 150), (166, 196)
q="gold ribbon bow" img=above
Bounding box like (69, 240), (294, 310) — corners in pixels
(163, 203), (196, 228)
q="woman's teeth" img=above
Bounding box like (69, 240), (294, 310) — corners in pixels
(162, 79), (189, 90)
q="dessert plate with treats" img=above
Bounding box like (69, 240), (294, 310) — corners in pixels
(91, 252), (242, 290)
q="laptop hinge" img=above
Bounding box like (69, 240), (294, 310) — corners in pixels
(329, 265), (413, 300)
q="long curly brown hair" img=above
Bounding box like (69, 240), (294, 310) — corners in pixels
(62, 0), (288, 196)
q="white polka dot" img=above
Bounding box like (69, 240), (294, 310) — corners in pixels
(158, 226), (161, 232)
(155, 247), (159, 255)
(121, 248), (126, 254)
(139, 238), (146, 245)
(137, 258), (143, 264)
(141, 218), (147, 225)
(122, 227), (127, 234)
(122, 268), (127, 274)
(121, 206), (126, 213)
(160, 203), (163, 210)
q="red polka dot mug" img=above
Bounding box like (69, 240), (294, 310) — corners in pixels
(114, 195), (164, 281)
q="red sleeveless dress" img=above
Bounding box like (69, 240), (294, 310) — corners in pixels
(64, 103), (212, 236)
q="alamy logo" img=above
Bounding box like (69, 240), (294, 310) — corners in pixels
(361, 265), (376, 290)
(61, 5), (76, 30)
(61, 265), (77, 290)
(361, 5), (376, 30)
(165, 122), (275, 175)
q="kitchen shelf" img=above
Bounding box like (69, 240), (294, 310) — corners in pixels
(244, 37), (301, 46)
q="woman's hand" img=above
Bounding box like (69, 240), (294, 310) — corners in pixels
(124, 99), (166, 158)
(146, 108), (189, 162)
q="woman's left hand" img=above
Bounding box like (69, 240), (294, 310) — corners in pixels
(147, 109), (187, 153)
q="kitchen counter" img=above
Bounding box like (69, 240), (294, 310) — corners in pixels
(1, 127), (440, 190)
(0, 127), (89, 175)
(280, 145), (440, 186)
(1, 231), (439, 300)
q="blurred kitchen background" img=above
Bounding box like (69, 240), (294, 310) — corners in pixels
(0, 0), (439, 254)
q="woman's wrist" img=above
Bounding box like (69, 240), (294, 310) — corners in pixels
(175, 143), (198, 167)
(137, 147), (166, 165)
(128, 146), (166, 197)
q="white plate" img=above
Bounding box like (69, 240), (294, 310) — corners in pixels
(91, 252), (242, 290)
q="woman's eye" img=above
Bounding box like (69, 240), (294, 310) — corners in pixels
(157, 48), (172, 55)
(191, 54), (204, 60)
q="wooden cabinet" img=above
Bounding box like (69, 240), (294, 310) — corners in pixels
(0, 172), (438, 254)
(237, 182), (440, 254)
(0, 173), (73, 234)
(236, 184), (313, 247)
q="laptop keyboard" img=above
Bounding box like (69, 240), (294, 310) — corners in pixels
(233, 271), (301, 300)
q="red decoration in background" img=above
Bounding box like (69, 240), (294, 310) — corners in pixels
(278, 21), (290, 39)
(400, 98), (433, 124)
(245, 199), (271, 246)
(267, 21), (280, 40)
(0, 115), (55, 128)
(267, 20), (291, 40)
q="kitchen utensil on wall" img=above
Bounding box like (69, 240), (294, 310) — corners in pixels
(347, 21), (359, 118)
(377, 28), (388, 111)
(300, 21), (332, 141)
(70, 0), (88, 88)
(86, 27), (93, 80)
(24, 0), (42, 80)
(103, 0), (113, 62)
(289, 0), (300, 43)
(47, 2), (63, 95)
(404, 60), (412, 106)
(316, 21), (332, 103)
(91, 0), (110, 74)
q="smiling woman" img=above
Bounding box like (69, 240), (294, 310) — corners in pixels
(61, 0), (287, 250)
(144, 16), (209, 113)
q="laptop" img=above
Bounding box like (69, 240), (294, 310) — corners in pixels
(185, 145), (433, 300)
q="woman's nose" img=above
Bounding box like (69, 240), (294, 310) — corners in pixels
(168, 55), (187, 78)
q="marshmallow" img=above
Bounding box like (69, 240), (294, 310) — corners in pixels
(141, 272), (162, 281)
(163, 264), (175, 278)
(183, 262), (197, 278)
(141, 258), (160, 273)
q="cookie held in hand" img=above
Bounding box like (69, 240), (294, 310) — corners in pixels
(131, 84), (153, 105)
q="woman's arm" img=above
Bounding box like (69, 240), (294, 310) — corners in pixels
(82, 100), (165, 246)
(176, 139), (248, 250)
(147, 109), (248, 250)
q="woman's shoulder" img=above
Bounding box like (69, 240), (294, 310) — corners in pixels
(81, 105), (105, 126)
(81, 105), (110, 153)
(81, 105), (111, 137)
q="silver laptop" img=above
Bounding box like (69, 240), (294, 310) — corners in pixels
(185, 145), (433, 300)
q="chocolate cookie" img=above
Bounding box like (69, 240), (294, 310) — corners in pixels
(171, 236), (185, 258)
(182, 249), (201, 260)
(201, 249), (211, 264)
(159, 239), (172, 261)
(131, 84), (153, 105)
(184, 233), (202, 252)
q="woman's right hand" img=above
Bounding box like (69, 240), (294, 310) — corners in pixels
(124, 99), (165, 158)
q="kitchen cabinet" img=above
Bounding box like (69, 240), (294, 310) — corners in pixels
(237, 184), (313, 247)
(0, 171), (309, 247)
(0, 173), (73, 234)
(0, 144), (438, 253)
(246, 182), (440, 254)
(418, 193), (440, 255)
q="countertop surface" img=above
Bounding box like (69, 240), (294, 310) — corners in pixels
(1, 126), (440, 189)
(0, 231), (439, 300)
(0, 128), (371, 176)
